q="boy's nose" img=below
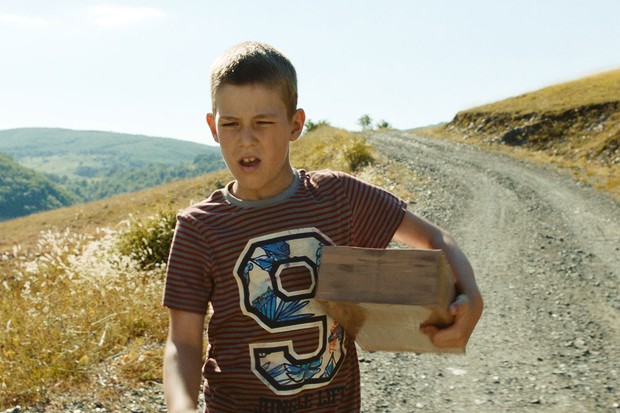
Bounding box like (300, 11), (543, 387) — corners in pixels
(239, 126), (257, 145)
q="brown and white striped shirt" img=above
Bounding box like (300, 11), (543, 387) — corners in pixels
(164, 169), (407, 413)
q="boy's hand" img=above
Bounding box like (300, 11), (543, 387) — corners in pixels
(420, 293), (482, 348)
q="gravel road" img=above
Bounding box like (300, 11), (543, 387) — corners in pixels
(359, 130), (620, 412)
(6, 131), (619, 413)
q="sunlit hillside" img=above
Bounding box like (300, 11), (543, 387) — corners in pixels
(0, 153), (77, 220)
(0, 128), (224, 212)
(426, 69), (620, 201)
(0, 125), (421, 410)
(464, 69), (620, 114)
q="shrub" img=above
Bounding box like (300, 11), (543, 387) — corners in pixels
(342, 136), (374, 171)
(376, 119), (392, 129)
(117, 208), (177, 270)
(292, 125), (375, 173)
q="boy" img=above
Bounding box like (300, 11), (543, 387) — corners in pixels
(163, 41), (482, 413)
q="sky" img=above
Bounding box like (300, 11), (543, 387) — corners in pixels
(1, 1), (619, 146)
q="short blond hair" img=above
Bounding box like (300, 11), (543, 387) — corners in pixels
(210, 41), (298, 118)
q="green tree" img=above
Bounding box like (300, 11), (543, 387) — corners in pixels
(358, 114), (373, 131)
(0, 152), (77, 221)
(376, 119), (391, 129)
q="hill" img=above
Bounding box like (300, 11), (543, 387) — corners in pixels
(0, 128), (220, 177)
(0, 128), (225, 213)
(0, 152), (77, 220)
(0, 125), (415, 409)
(0, 169), (232, 251)
(428, 69), (620, 200)
(0, 125), (383, 251)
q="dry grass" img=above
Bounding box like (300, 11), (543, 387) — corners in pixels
(292, 125), (375, 172)
(464, 69), (620, 115)
(0, 171), (231, 407)
(292, 125), (420, 202)
(0, 229), (167, 405)
(0, 125), (419, 409)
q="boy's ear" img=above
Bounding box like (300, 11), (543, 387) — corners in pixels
(290, 108), (306, 142)
(206, 113), (219, 143)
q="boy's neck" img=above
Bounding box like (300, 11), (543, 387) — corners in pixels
(225, 169), (300, 206)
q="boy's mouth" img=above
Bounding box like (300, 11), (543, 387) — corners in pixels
(239, 157), (261, 168)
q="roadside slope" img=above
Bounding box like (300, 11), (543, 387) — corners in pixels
(430, 69), (620, 201)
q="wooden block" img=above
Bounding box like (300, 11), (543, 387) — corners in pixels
(316, 246), (464, 353)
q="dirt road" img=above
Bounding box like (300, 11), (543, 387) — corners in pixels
(360, 131), (620, 412)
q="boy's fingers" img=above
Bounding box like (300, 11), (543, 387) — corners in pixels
(420, 324), (464, 348)
(449, 294), (469, 316)
(420, 324), (439, 340)
(421, 296), (469, 348)
(432, 327), (466, 348)
(420, 294), (475, 348)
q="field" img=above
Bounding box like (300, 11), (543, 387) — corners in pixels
(0, 125), (419, 409)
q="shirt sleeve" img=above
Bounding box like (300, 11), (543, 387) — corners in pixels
(162, 212), (213, 314)
(336, 171), (407, 248)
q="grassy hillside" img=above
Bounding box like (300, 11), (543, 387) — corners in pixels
(0, 128), (225, 215)
(464, 69), (619, 114)
(0, 169), (231, 251)
(0, 128), (219, 175)
(0, 125), (399, 251)
(0, 125), (423, 409)
(0, 153), (77, 220)
(426, 69), (620, 200)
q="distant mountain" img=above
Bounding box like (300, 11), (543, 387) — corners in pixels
(0, 152), (77, 221)
(0, 127), (222, 178)
(0, 128), (225, 205)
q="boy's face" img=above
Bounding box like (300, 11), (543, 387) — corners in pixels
(207, 83), (305, 201)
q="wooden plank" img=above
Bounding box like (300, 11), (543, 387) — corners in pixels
(316, 246), (464, 353)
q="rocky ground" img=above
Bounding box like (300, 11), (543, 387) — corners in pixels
(4, 131), (619, 412)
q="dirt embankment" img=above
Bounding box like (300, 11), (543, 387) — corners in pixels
(440, 68), (620, 171)
(445, 101), (620, 166)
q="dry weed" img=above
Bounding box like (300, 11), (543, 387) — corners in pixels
(0, 228), (167, 407)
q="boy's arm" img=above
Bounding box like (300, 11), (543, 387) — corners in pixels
(392, 210), (483, 348)
(163, 308), (206, 413)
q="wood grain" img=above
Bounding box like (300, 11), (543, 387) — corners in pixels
(317, 246), (463, 353)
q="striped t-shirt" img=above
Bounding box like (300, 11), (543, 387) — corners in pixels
(163, 169), (407, 413)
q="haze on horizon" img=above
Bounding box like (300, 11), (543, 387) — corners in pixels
(1, 0), (619, 145)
